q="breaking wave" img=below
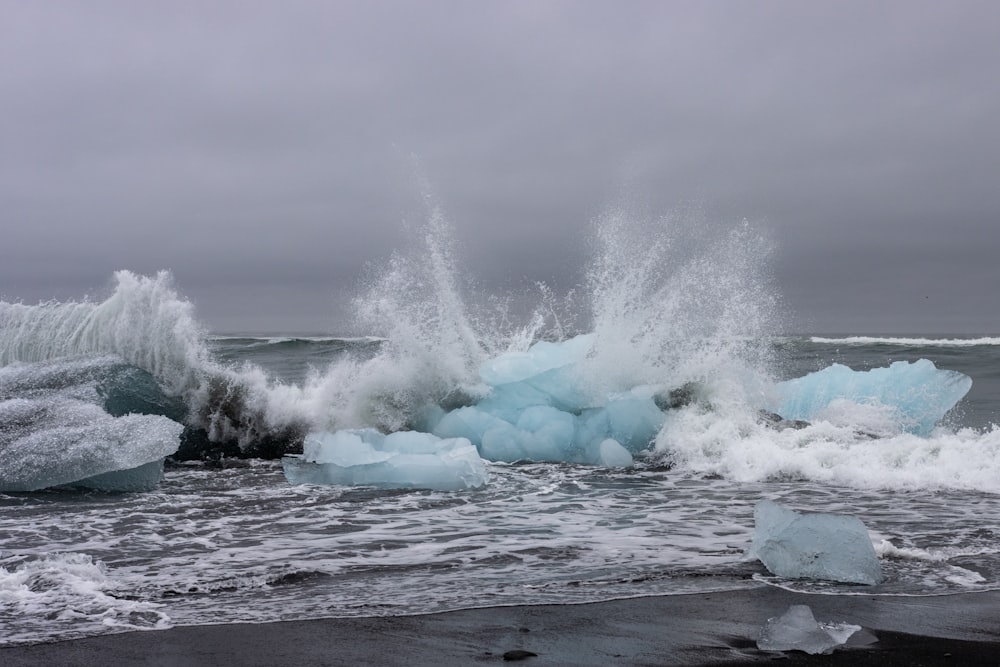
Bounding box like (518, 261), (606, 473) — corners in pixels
(811, 336), (1000, 347)
(1, 201), (996, 494)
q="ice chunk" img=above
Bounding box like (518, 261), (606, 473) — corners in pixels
(71, 459), (166, 492)
(757, 605), (861, 654)
(603, 395), (664, 451)
(283, 429), (489, 491)
(774, 360), (972, 436)
(428, 335), (655, 467)
(479, 334), (593, 385)
(750, 500), (883, 585)
(596, 439), (633, 467)
(0, 397), (182, 492)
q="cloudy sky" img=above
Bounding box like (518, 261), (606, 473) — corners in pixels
(2, 1), (998, 334)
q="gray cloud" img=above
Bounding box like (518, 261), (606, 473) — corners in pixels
(2, 0), (998, 333)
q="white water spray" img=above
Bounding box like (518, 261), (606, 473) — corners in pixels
(0, 271), (209, 397)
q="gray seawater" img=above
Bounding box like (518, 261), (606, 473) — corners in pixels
(2, 335), (1000, 647)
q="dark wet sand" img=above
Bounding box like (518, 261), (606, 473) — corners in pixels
(3, 586), (999, 666)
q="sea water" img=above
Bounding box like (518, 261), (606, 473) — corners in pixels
(2, 209), (1000, 646)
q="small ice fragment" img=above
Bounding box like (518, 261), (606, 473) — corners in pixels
(757, 604), (861, 654)
(597, 439), (633, 468)
(750, 500), (884, 585)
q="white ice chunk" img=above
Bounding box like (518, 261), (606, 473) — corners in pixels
(596, 439), (633, 467)
(774, 359), (972, 436)
(750, 500), (884, 585)
(302, 429), (392, 465)
(283, 429), (489, 491)
(479, 334), (593, 386)
(0, 398), (182, 492)
(757, 604), (861, 654)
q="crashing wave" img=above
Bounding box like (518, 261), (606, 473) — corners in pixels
(0, 272), (311, 464)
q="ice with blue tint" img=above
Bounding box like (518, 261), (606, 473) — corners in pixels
(750, 500), (883, 585)
(317, 338), (973, 475)
(282, 429), (489, 491)
(757, 605), (862, 654)
(428, 334), (656, 466)
(71, 459), (167, 493)
(479, 334), (594, 386)
(773, 360), (972, 436)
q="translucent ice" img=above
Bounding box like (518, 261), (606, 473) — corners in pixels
(282, 429), (489, 491)
(0, 397), (182, 492)
(774, 359), (972, 436)
(479, 334), (593, 386)
(71, 459), (167, 492)
(750, 500), (883, 585)
(425, 335), (660, 465)
(757, 605), (861, 654)
(0, 355), (184, 492)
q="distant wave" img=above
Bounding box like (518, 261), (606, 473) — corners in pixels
(811, 336), (1000, 347)
(209, 335), (386, 344)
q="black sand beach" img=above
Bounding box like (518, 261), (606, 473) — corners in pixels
(3, 586), (998, 666)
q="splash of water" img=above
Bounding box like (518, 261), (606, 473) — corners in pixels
(0, 202), (781, 460)
(581, 205), (779, 409)
(300, 202), (535, 433)
(298, 201), (780, 444)
(0, 271), (208, 397)
(0, 271), (309, 456)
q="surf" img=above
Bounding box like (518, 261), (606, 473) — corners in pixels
(0, 203), (990, 493)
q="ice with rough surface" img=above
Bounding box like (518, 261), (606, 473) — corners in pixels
(282, 429), (489, 491)
(773, 359), (972, 435)
(750, 500), (884, 585)
(757, 605), (862, 654)
(0, 398), (182, 492)
(0, 356), (184, 492)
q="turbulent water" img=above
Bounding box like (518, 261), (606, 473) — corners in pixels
(2, 212), (999, 646)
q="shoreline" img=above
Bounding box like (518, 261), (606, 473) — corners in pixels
(3, 586), (999, 666)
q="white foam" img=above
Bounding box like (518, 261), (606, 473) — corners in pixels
(0, 271), (209, 396)
(0, 553), (171, 645)
(658, 404), (1000, 493)
(811, 336), (1000, 347)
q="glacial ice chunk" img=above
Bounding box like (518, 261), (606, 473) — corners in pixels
(774, 359), (972, 436)
(596, 439), (633, 467)
(282, 429), (489, 491)
(425, 336), (662, 466)
(0, 397), (182, 492)
(757, 605), (862, 654)
(750, 500), (883, 585)
(0, 356), (184, 492)
(479, 334), (593, 386)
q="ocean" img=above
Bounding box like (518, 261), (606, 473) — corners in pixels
(2, 218), (999, 648)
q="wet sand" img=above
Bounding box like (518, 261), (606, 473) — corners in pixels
(3, 586), (999, 666)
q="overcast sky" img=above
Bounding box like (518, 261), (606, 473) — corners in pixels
(2, 1), (998, 334)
